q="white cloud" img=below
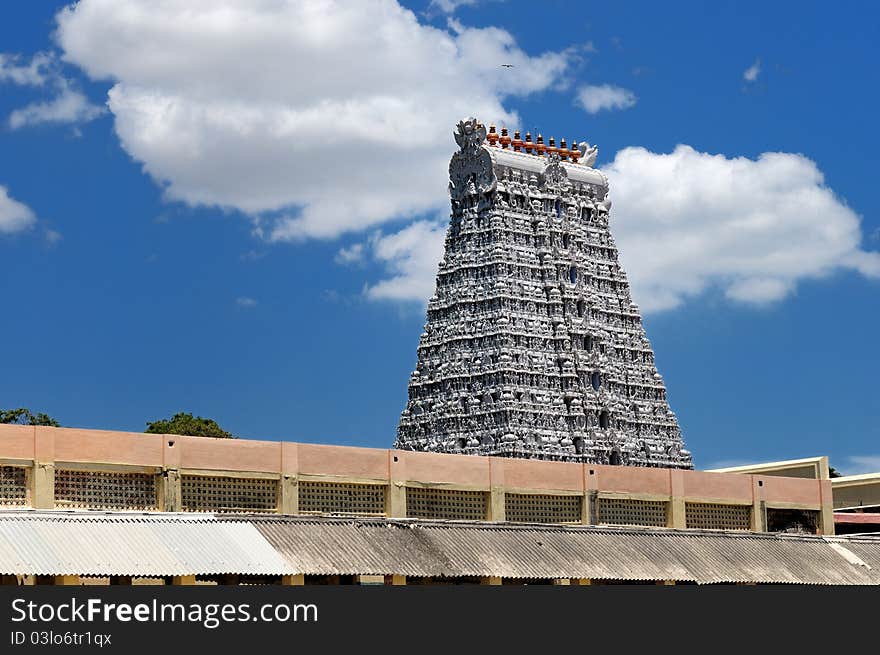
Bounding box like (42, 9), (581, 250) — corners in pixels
(235, 296), (257, 308)
(0, 51), (105, 129)
(839, 456), (880, 476)
(9, 80), (105, 129)
(576, 84), (637, 114)
(55, 0), (571, 241)
(0, 186), (36, 234)
(743, 57), (761, 83)
(364, 220), (447, 302)
(0, 52), (54, 86)
(429, 0), (478, 13)
(605, 145), (880, 312)
(335, 243), (365, 265)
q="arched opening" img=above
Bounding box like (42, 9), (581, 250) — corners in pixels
(577, 300), (586, 317)
(573, 437), (585, 455)
(584, 335), (592, 351)
(554, 198), (562, 218)
(562, 234), (570, 249)
(599, 410), (610, 429)
(456, 438), (468, 450)
(609, 449), (621, 466)
(569, 266), (577, 284)
(591, 372), (601, 391)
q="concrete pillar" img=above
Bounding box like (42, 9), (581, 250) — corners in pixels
(32, 462), (55, 509)
(280, 475), (298, 515)
(163, 469), (182, 512)
(54, 575), (80, 586)
(489, 488), (505, 521)
(669, 470), (686, 529)
(573, 578), (592, 586)
(818, 479), (835, 535)
(171, 575), (196, 585)
(386, 575), (406, 586)
(481, 576), (502, 585)
(388, 483), (406, 518)
(281, 574), (305, 586)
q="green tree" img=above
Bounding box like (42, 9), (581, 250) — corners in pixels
(0, 408), (60, 427)
(145, 412), (234, 438)
(828, 466), (843, 479)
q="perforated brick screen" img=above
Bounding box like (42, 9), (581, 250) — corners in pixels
(298, 481), (386, 516)
(54, 469), (158, 510)
(406, 487), (488, 521)
(181, 475), (278, 513)
(596, 497), (668, 527)
(685, 502), (751, 530)
(505, 493), (582, 524)
(0, 466), (27, 507)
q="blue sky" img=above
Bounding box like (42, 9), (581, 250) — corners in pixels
(0, 1), (877, 473)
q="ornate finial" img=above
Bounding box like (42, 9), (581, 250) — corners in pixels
(487, 124), (498, 147)
(546, 136), (557, 156)
(559, 138), (569, 161)
(535, 134), (545, 155)
(512, 129), (522, 152)
(453, 117), (487, 153)
(500, 126), (511, 149)
(524, 132), (533, 154)
(569, 138), (580, 163)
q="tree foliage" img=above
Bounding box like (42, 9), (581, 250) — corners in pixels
(145, 412), (234, 438)
(0, 408), (60, 427)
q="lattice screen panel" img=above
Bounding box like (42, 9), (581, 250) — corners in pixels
(0, 466), (27, 506)
(505, 493), (582, 524)
(54, 469), (158, 510)
(596, 497), (668, 527)
(406, 487), (488, 521)
(181, 475), (278, 513)
(685, 502), (751, 530)
(298, 481), (386, 516)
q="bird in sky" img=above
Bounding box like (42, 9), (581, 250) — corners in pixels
(501, 64), (514, 68)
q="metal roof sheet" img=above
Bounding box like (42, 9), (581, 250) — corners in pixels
(0, 511), (292, 576)
(2, 511), (879, 584)
(247, 516), (880, 585)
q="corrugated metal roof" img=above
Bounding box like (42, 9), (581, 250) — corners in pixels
(0, 511), (292, 576)
(247, 516), (880, 585)
(2, 511), (879, 584)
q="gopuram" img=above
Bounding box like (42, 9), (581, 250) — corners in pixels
(395, 118), (693, 469)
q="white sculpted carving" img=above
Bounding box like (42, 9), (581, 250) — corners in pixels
(577, 141), (599, 168)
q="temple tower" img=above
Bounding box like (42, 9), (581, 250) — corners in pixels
(395, 118), (693, 469)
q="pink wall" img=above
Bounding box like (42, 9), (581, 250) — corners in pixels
(0, 425), (828, 509)
(296, 443), (389, 480)
(592, 464), (671, 496)
(50, 428), (164, 468)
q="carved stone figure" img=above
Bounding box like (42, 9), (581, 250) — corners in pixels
(395, 118), (693, 469)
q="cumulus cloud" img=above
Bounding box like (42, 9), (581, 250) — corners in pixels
(0, 51), (105, 129)
(55, 0), (571, 241)
(743, 57), (761, 83)
(576, 84), (637, 114)
(429, 0), (478, 13)
(363, 220), (448, 302)
(235, 296), (257, 308)
(605, 145), (880, 312)
(0, 186), (36, 234)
